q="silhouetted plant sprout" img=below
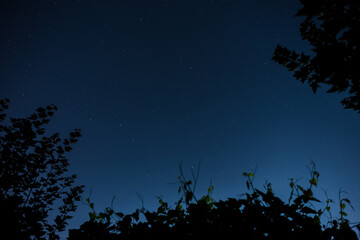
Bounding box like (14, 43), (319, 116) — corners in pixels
(69, 161), (359, 240)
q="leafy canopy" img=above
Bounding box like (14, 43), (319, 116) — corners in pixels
(272, 0), (360, 113)
(0, 99), (84, 240)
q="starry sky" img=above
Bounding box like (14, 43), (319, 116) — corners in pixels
(1, 0), (360, 235)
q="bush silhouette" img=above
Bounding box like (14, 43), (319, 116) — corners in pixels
(69, 163), (359, 240)
(0, 99), (84, 240)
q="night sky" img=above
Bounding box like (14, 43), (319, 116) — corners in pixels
(1, 0), (360, 236)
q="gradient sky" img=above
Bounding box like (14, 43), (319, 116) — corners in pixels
(1, 0), (359, 236)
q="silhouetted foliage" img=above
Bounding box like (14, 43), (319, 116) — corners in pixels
(69, 162), (359, 240)
(272, 0), (360, 113)
(0, 99), (84, 240)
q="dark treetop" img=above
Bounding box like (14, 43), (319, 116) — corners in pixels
(273, 0), (360, 112)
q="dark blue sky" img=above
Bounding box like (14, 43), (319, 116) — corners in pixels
(1, 0), (359, 235)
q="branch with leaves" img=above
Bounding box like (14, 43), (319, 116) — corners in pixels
(0, 99), (84, 240)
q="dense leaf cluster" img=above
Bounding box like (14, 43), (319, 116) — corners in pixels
(0, 99), (84, 240)
(69, 164), (359, 240)
(272, 0), (360, 112)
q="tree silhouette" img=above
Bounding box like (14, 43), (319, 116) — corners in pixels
(0, 99), (84, 240)
(69, 163), (359, 240)
(272, 0), (360, 113)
